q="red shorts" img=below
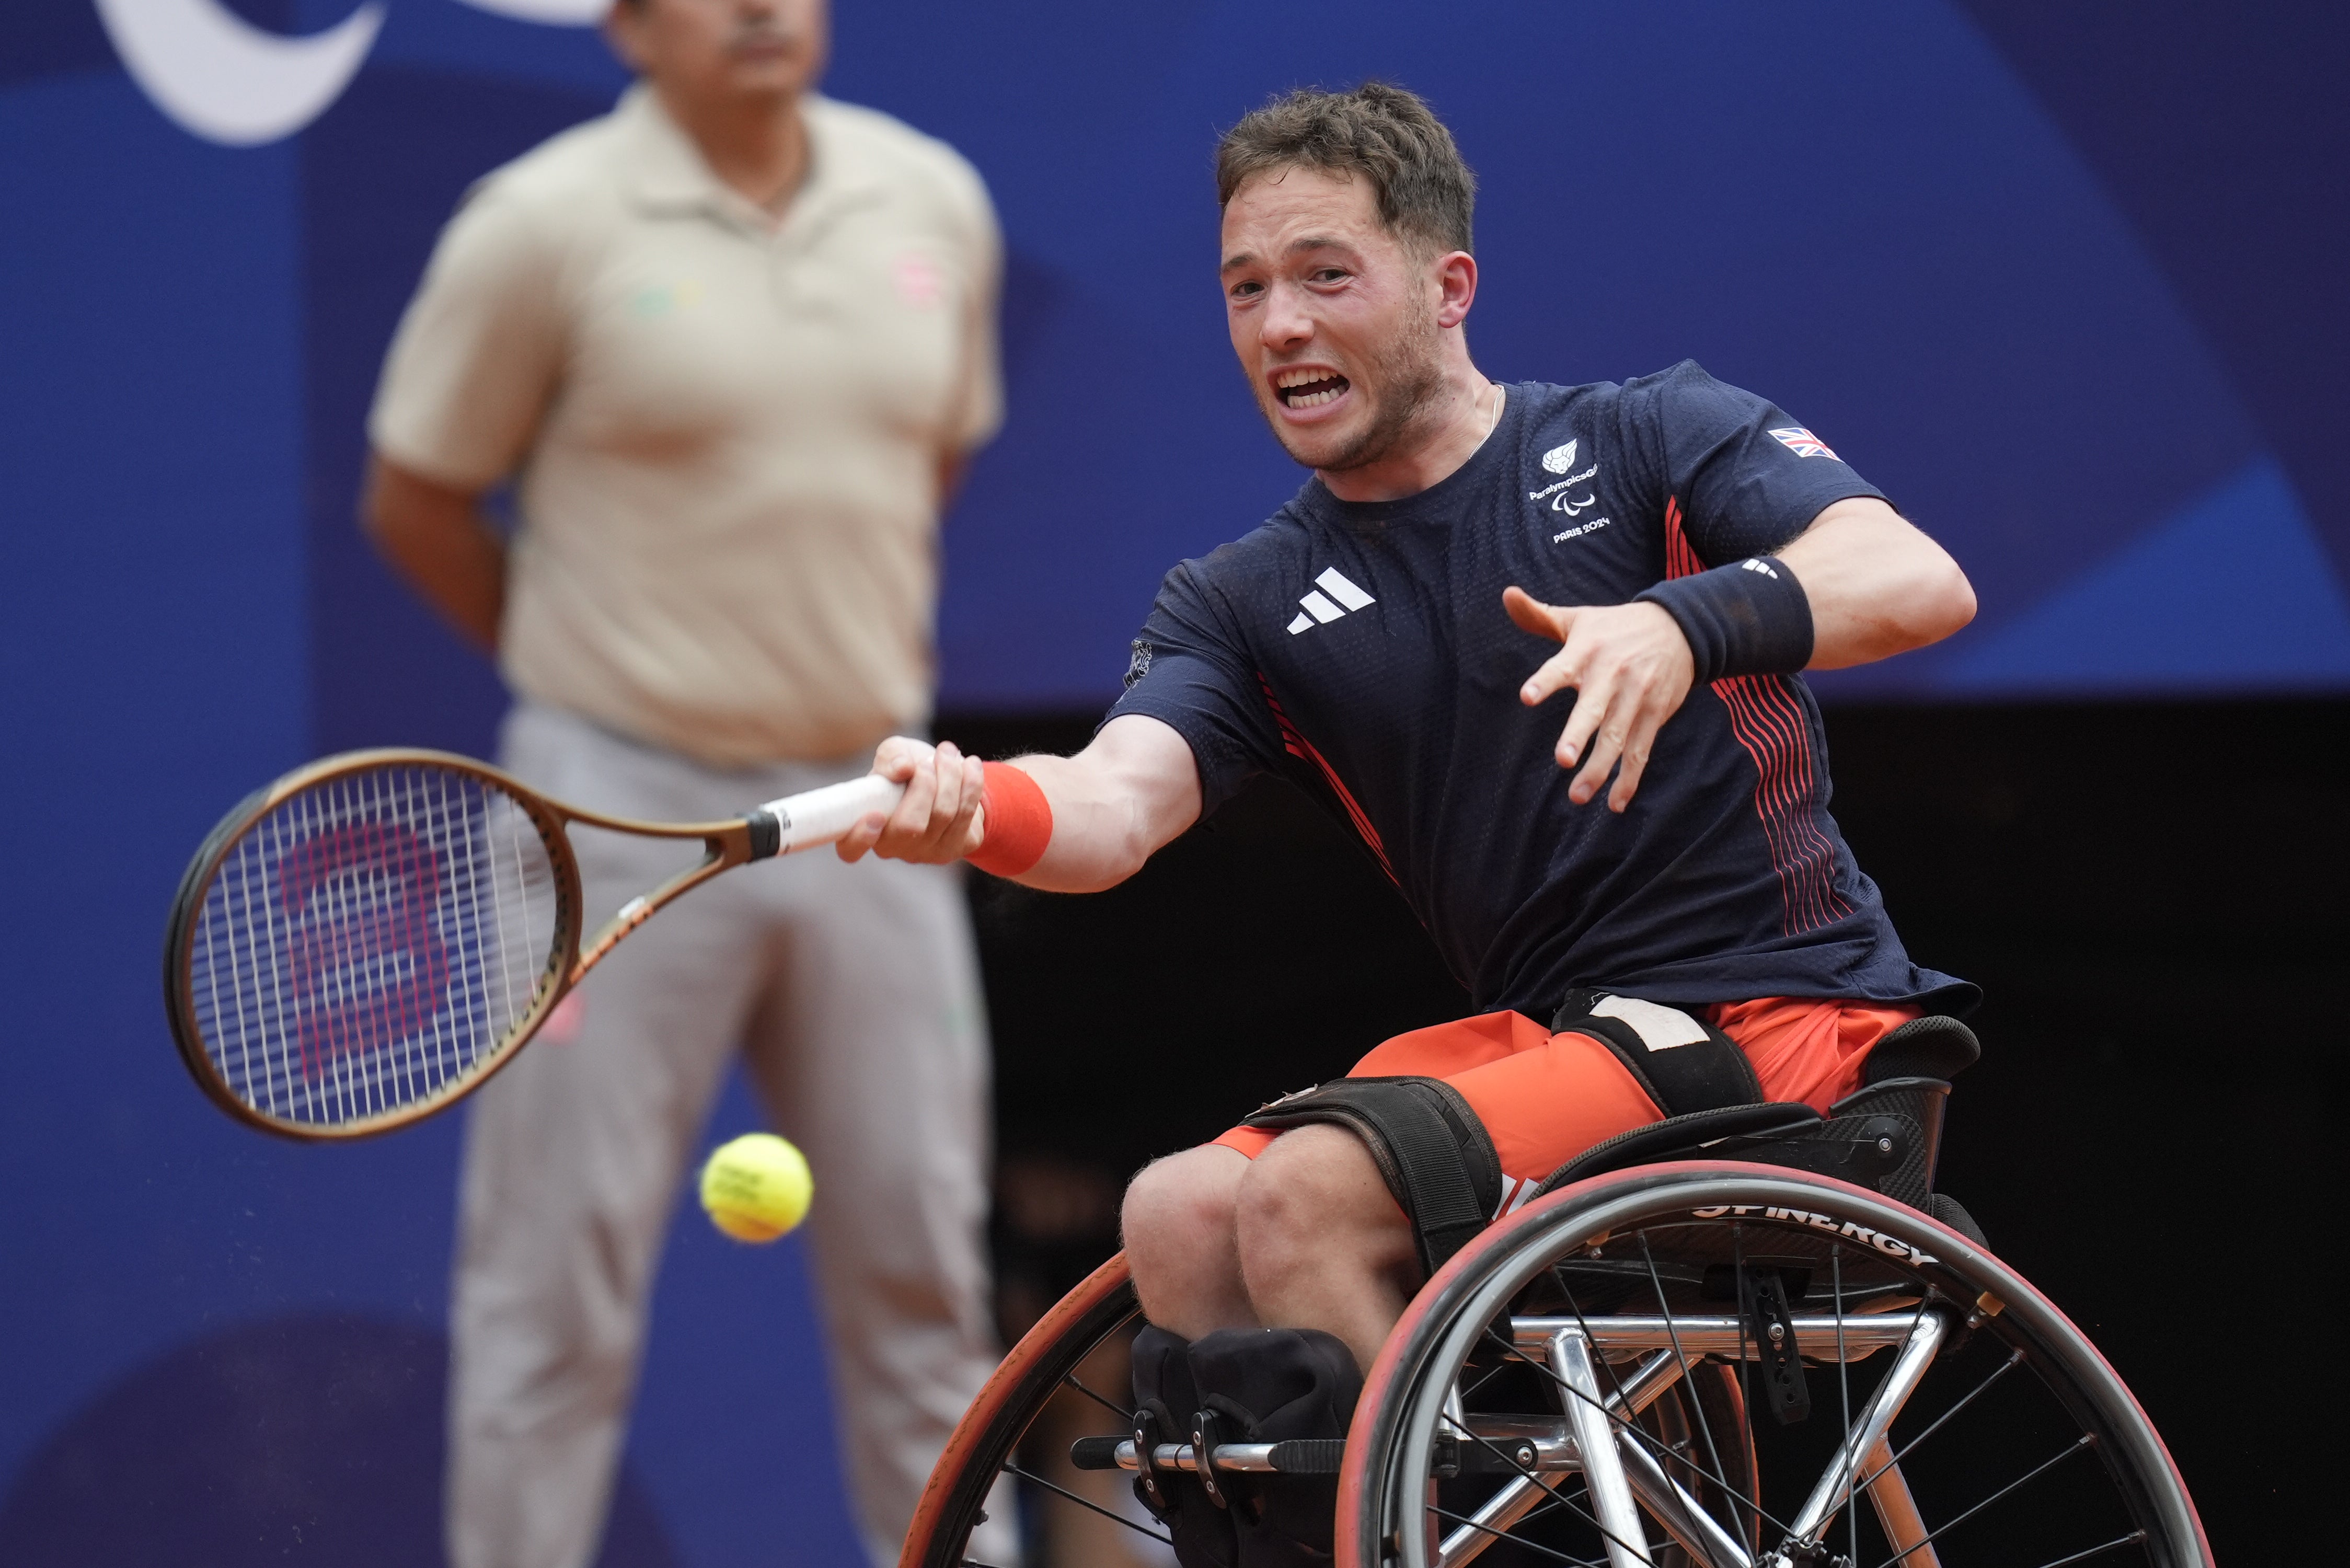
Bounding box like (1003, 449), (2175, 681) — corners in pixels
(1213, 997), (1919, 1213)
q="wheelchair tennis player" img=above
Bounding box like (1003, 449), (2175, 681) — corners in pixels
(846, 83), (1979, 1568)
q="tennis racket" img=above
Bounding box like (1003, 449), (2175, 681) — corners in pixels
(163, 748), (905, 1141)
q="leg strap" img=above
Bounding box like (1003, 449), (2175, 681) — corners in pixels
(1550, 989), (1764, 1117)
(1240, 1077), (1502, 1277)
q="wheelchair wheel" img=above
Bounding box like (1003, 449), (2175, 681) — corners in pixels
(902, 1252), (1169, 1568)
(1338, 1162), (2209, 1568)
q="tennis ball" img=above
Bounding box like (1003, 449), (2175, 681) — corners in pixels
(698, 1133), (814, 1243)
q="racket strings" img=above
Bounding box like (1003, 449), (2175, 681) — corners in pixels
(186, 764), (561, 1128)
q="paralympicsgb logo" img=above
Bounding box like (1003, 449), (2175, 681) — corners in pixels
(1530, 436), (1602, 515)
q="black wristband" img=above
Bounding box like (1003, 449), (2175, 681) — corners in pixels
(1634, 557), (1814, 684)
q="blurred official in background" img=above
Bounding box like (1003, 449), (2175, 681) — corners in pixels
(363, 0), (1007, 1563)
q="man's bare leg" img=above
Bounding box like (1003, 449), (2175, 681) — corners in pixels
(1234, 1125), (1421, 1370)
(1121, 1144), (1258, 1338)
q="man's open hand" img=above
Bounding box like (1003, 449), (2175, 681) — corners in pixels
(1503, 586), (1696, 812)
(836, 736), (988, 864)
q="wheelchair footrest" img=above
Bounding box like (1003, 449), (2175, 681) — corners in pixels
(1070, 1436), (1347, 1474)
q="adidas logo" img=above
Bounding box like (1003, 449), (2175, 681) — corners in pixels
(1286, 568), (1376, 635)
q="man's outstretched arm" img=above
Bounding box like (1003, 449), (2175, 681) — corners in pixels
(836, 712), (1204, 893)
(1508, 495), (1975, 811)
(1771, 495), (1977, 668)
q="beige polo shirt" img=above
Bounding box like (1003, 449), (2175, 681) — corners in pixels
(371, 85), (1003, 767)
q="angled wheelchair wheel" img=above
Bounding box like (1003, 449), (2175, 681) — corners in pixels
(902, 1252), (1172, 1568)
(1337, 1162), (2209, 1568)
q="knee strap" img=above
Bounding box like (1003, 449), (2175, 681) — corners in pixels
(1240, 1077), (1502, 1277)
(1550, 989), (1764, 1117)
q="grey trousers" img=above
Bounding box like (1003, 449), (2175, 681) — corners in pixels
(446, 702), (1010, 1568)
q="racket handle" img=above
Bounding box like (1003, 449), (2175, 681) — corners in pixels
(753, 774), (908, 857)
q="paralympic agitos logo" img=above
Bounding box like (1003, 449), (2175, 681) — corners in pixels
(94, 0), (604, 147)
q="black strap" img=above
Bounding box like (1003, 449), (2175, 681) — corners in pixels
(1550, 989), (1764, 1117)
(1241, 1077), (1502, 1276)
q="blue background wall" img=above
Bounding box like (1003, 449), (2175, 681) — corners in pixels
(4, 2), (2346, 1563)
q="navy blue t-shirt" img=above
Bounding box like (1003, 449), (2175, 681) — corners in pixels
(1108, 362), (1974, 1017)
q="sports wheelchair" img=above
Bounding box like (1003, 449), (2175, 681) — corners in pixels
(901, 1018), (2208, 1568)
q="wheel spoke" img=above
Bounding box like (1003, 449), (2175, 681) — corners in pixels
(1000, 1458), (1174, 1548)
(1458, 1352), (1522, 1404)
(1834, 1247), (1857, 1568)
(1440, 1409), (1662, 1568)
(1732, 1222), (1751, 1485)
(2025, 1529), (2150, 1568)
(1785, 1307), (1950, 1548)
(1480, 1325), (1796, 1542)
(1860, 1435), (2095, 1568)
(1548, 1326), (1651, 1568)
(1550, 1266), (1642, 1413)
(1639, 1229), (1730, 1520)
(1062, 1369), (1134, 1422)
(1430, 1504), (1610, 1568)
(1438, 1473), (1571, 1568)
(1851, 1348), (2025, 1496)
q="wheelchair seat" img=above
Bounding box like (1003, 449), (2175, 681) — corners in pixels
(1531, 1013), (1988, 1244)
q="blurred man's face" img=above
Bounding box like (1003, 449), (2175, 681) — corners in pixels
(607, 0), (827, 108)
(1219, 167), (1447, 474)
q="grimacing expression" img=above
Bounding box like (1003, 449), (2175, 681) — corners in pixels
(608, 0), (828, 103)
(1219, 167), (1449, 474)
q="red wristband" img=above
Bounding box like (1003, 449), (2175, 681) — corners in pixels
(967, 760), (1053, 878)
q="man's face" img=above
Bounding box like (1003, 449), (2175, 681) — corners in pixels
(1220, 167), (1447, 474)
(607, 0), (827, 107)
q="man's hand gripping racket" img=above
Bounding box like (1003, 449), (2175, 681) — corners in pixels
(162, 749), (908, 1139)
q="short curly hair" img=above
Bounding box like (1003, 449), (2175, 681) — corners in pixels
(1214, 82), (1476, 256)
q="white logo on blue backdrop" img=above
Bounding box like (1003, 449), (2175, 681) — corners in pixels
(93, 0), (607, 146)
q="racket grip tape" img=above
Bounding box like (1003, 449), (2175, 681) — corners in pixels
(752, 774), (908, 858)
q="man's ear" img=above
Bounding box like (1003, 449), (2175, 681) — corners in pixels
(1434, 249), (1478, 330)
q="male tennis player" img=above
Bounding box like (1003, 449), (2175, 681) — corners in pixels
(847, 82), (1977, 1568)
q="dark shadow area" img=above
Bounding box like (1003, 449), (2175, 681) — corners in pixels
(946, 697), (2342, 1564)
(0, 1315), (676, 1568)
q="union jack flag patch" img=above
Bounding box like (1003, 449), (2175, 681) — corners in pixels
(1769, 427), (1839, 460)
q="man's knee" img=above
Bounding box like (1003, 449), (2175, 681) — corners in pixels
(1122, 1145), (1247, 1262)
(1235, 1125), (1410, 1281)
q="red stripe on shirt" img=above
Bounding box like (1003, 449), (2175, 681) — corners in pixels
(1259, 675), (1398, 883)
(1714, 674), (1852, 935)
(1663, 495), (1705, 580)
(1669, 495), (1849, 932)
(1747, 673), (1852, 928)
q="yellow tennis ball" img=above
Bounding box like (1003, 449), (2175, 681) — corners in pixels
(698, 1133), (814, 1244)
